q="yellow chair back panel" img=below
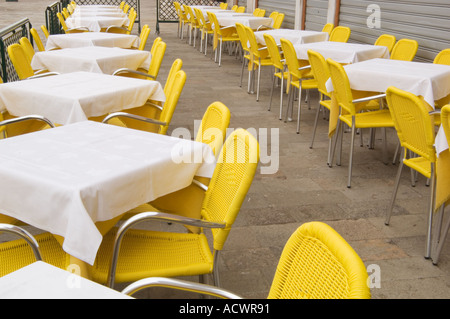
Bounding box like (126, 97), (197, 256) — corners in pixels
(390, 39), (418, 61)
(442, 105), (450, 146)
(329, 26), (351, 42)
(7, 43), (34, 80)
(321, 23), (334, 35)
(327, 58), (355, 115)
(268, 222), (370, 299)
(202, 129), (260, 251)
(158, 70), (186, 135)
(434, 48), (450, 65)
(30, 28), (45, 52)
(386, 86), (436, 163)
(272, 13), (284, 29)
(307, 49), (331, 98)
(148, 40), (166, 80)
(374, 34), (396, 53)
(195, 101), (231, 156)
(264, 34), (284, 70)
(164, 58), (183, 94)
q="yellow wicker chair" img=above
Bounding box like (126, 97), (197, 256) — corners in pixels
(307, 50), (333, 164)
(327, 58), (394, 188)
(136, 24), (150, 50)
(121, 222), (371, 299)
(236, 6), (246, 13)
(194, 8), (214, 54)
(434, 48), (450, 65)
(374, 34), (396, 53)
(56, 12), (89, 33)
(207, 11), (239, 67)
(139, 102), (231, 227)
(0, 223), (70, 278)
(264, 33), (288, 119)
(231, 5), (238, 11)
(385, 86), (438, 259)
(104, 68), (185, 134)
(321, 23), (334, 35)
(173, 1), (189, 39)
(219, 2), (228, 9)
(390, 38), (418, 61)
(245, 24), (272, 101)
(106, 8), (137, 34)
(91, 128), (260, 288)
(235, 23), (252, 89)
(329, 26), (351, 42)
(279, 38), (317, 133)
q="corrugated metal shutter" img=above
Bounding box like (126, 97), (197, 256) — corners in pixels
(304, 0), (329, 31)
(238, 0), (246, 7)
(258, 0), (296, 29)
(338, 0), (450, 62)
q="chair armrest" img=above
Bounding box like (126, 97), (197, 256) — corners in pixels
(145, 101), (163, 111)
(352, 93), (386, 104)
(258, 46), (267, 51)
(105, 25), (128, 33)
(67, 27), (90, 32)
(257, 25), (273, 31)
(298, 65), (311, 71)
(0, 115), (55, 128)
(27, 72), (60, 80)
(121, 277), (243, 299)
(112, 68), (155, 79)
(429, 110), (441, 115)
(0, 224), (42, 261)
(106, 211), (226, 287)
(192, 179), (208, 191)
(102, 112), (166, 126)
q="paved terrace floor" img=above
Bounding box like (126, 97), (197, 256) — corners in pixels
(1, 0), (449, 299)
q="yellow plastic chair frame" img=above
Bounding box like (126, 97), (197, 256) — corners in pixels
(385, 86), (438, 259)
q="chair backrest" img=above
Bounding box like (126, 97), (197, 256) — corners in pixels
(253, 8), (265, 17)
(374, 34), (396, 53)
(164, 58), (183, 94)
(56, 12), (68, 32)
(207, 12), (221, 35)
(329, 26), (351, 42)
(244, 25), (268, 60)
(119, 1), (125, 10)
(219, 2), (228, 9)
(327, 58), (355, 115)
(123, 4), (130, 13)
(194, 8), (208, 30)
(280, 38), (308, 81)
(201, 128), (260, 251)
(231, 5), (238, 11)
(183, 5), (198, 26)
(272, 13), (284, 29)
(30, 28), (45, 52)
(41, 25), (50, 38)
(268, 11), (278, 20)
(442, 105), (450, 146)
(390, 39), (418, 61)
(321, 23), (334, 35)
(19, 37), (35, 64)
(236, 6), (246, 13)
(150, 36), (161, 56)
(8, 43), (34, 80)
(307, 49), (331, 98)
(148, 40), (166, 80)
(138, 25), (150, 50)
(386, 86), (436, 163)
(263, 34), (284, 70)
(195, 101), (231, 156)
(62, 8), (69, 19)
(174, 1), (187, 21)
(235, 23), (250, 53)
(433, 48), (450, 65)
(158, 70), (186, 135)
(267, 222), (370, 299)
(127, 8), (137, 33)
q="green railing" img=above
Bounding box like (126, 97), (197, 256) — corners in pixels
(156, 0), (222, 33)
(0, 18), (33, 83)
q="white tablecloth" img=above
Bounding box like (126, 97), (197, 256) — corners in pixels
(65, 16), (129, 32)
(325, 58), (450, 107)
(31, 46), (151, 75)
(0, 71), (165, 125)
(254, 29), (329, 45)
(0, 121), (216, 264)
(435, 125), (449, 155)
(0, 262), (132, 299)
(293, 42), (390, 64)
(71, 11), (127, 18)
(45, 32), (140, 50)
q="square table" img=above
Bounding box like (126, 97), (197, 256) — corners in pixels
(0, 121), (216, 264)
(293, 42), (390, 64)
(31, 46), (151, 75)
(254, 29), (329, 45)
(65, 16), (129, 32)
(45, 32), (140, 50)
(0, 261), (133, 299)
(0, 71), (165, 125)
